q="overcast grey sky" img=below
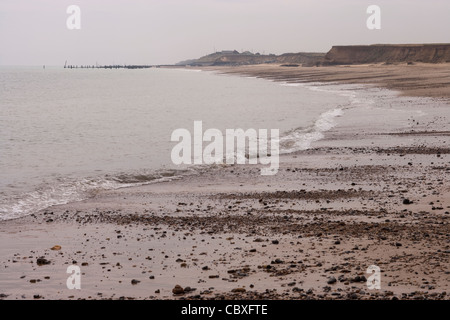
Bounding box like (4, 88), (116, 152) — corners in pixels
(0, 0), (448, 65)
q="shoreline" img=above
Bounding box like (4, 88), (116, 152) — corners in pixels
(0, 65), (449, 300)
(197, 63), (450, 99)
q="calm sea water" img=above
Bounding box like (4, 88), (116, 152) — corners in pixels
(0, 66), (351, 220)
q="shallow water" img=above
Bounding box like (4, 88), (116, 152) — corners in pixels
(0, 66), (361, 220)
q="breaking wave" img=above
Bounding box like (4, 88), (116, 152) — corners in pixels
(0, 168), (194, 221)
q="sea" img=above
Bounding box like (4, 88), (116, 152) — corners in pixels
(0, 66), (367, 220)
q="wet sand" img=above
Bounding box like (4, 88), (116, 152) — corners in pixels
(0, 64), (449, 300)
(201, 63), (450, 98)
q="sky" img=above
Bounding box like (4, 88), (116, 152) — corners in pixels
(0, 0), (449, 66)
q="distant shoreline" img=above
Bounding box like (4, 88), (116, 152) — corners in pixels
(176, 44), (450, 67)
(196, 62), (450, 99)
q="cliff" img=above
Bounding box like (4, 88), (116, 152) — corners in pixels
(177, 44), (450, 67)
(323, 44), (450, 65)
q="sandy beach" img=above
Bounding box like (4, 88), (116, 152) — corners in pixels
(0, 63), (449, 300)
(202, 63), (450, 98)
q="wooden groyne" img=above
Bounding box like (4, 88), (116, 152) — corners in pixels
(64, 64), (158, 69)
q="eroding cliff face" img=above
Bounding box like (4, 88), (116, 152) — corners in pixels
(177, 44), (450, 67)
(323, 44), (450, 65)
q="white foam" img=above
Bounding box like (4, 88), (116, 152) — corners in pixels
(280, 107), (343, 153)
(279, 83), (302, 87)
(0, 169), (193, 221)
(277, 82), (361, 153)
(276, 81), (380, 154)
(180, 69), (202, 72)
(315, 108), (344, 131)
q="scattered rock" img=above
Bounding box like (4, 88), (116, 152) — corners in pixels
(348, 292), (359, 299)
(36, 258), (50, 266)
(352, 275), (367, 283)
(272, 258), (284, 264)
(327, 276), (337, 285)
(172, 285), (184, 295)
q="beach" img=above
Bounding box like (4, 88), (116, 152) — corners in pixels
(203, 62), (450, 99)
(0, 63), (449, 300)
